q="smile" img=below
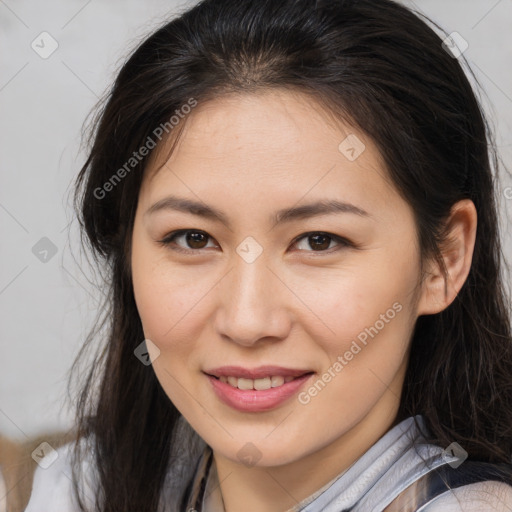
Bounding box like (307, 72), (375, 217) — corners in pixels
(217, 375), (296, 390)
(203, 366), (315, 412)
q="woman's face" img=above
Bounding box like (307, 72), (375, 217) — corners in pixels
(131, 89), (427, 467)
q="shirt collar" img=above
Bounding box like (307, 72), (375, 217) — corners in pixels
(185, 415), (441, 512)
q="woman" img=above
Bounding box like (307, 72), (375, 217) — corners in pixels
(25, 0), (512, 510)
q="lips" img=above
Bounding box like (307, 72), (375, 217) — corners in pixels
(204, 365), (314, 412)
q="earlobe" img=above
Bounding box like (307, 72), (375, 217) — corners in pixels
(416, 199), (477, 316)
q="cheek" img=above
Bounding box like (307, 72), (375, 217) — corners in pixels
(131, 232), (180, 339)
(133, 270), (198, 345)
(296, 249), (418, 373)
(131, 254), (207, 410)
(295, 271), (414, 426)
(131, 242), (216, 355)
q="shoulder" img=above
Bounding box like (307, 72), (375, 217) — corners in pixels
(25, 438), (97, 512)
(422, 481), (512, 511)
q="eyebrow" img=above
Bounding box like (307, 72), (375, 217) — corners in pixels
(145, 195), (370, 229)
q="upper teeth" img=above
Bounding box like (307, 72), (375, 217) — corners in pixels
(219, 375), (295, 390)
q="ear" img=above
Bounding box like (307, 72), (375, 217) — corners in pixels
(416, 199), (477, 316)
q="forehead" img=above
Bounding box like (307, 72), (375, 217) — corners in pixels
(140, 89), (398, 217)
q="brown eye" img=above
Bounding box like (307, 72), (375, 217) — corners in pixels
(159, 230), (216, 252)
(307, 233), (331, 251)
(293, 232), (349, 252)
(186, 231), (209, 249)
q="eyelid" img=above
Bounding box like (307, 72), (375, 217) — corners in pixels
(158, 229), (353, 255)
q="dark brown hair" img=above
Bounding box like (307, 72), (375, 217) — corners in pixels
(68, 0), (512, 510)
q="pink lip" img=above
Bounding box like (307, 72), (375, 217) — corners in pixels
(204, 365), (312, 379)
(204, 369), (314, 412)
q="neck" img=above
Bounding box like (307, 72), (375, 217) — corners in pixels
(213, 393), (402, 512)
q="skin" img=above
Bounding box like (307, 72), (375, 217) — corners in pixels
(130, 89), (477, 512)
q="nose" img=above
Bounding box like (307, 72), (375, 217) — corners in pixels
(214, 252), (292, 347)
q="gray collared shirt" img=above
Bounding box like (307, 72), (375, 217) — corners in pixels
(23, 414), (512, 511)
(186, 415), (453, 511)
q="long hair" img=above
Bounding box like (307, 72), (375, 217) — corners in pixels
(68, 0), (512, 510)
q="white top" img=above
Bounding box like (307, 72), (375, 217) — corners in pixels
(25, 440), (98, 512)
(24, 420), (512, 512)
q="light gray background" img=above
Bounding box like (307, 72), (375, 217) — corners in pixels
(1, 0), (511, 442)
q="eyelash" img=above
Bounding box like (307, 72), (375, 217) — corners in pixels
(157, 229), (353, 255)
